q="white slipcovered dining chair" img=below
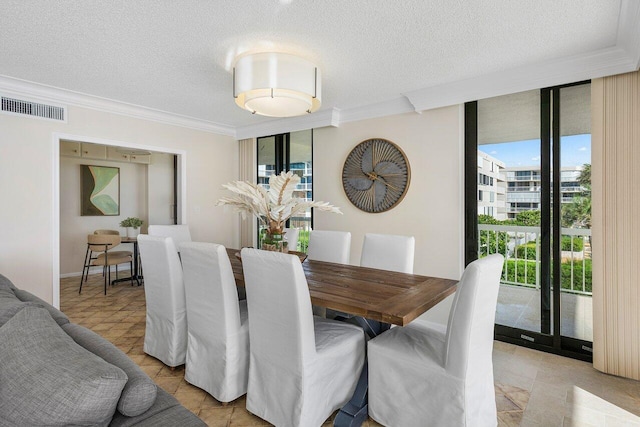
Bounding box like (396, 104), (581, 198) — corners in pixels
(368, 254), (505, 427)
(307, 230), (352, 264)
(179, 242), (249, 403)
(327, 232), (414, 322)
(307, 230), (352, 318)
(147, 224), (192, 253)
(240, 248), (365, 427)
(283, 227), (299, 252)
(360, 233), (415, 273)
(137, 234), (187, 368)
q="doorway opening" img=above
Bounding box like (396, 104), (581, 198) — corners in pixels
(52, 132), (187, 308)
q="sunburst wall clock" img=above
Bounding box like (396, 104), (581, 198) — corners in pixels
(342, 138), (411, 213)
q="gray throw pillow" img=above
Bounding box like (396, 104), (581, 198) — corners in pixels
(0, 278), (69, 327)
(0, 307), (128, 427)
(63, 323), (158, 417)
(12, 287), (70, 326)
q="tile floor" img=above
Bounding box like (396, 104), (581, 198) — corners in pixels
(61, 275), (640, 426)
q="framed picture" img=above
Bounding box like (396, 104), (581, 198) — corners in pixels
(81, 165), (120, 216)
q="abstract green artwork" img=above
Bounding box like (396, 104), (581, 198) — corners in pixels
(81, 165), (120, 216)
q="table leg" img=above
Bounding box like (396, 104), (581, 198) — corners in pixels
(132, 242), (141, 286)
(333, 317), (390, 427)
(111, 241), (142, 286)
(334, 361), (369, 427)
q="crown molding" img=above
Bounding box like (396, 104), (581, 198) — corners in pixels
(0, 75), (235, 136)
(337, 96), (416, 124)
(234, 108), (340, 140)
(618, 0), (640, 69)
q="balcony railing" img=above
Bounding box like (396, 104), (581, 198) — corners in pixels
(508, 175), (541, 181)
(507, 206), (540, 213)
(478, 224), (592, 295)
(508, 187), (540, 192)
(289, 217), (313, 252)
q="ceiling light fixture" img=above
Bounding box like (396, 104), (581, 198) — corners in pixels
(233, 52), (321, 117)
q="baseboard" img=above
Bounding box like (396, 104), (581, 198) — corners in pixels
(60, 266), (132, 279)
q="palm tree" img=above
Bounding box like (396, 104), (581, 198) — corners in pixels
(579, 164), (591, 191)
(560, 164), (591, 229)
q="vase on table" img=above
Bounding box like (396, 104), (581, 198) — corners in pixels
(127, 227), (140, 238)
(261, 232), (288, 253)
(216, 171), (341, 256)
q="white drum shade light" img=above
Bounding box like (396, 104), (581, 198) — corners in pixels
(233, 52), (321, 117)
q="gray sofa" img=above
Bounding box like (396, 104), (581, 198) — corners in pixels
(0, 274), (206, 427)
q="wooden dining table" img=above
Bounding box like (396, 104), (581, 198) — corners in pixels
(226, 248), (457, 327)
(226, 248), (458, 427)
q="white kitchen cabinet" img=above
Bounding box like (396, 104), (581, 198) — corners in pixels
(80, 143), (107, 159)
(60, 141), (81, 157)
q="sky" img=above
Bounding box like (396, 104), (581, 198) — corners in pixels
(480, 134), (591, 168)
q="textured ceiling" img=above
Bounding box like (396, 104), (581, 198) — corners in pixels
(0, 1), (625, 132)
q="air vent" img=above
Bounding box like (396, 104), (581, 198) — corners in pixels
(1, 96), (66, 122)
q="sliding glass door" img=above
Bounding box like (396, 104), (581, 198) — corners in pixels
(466, 82), (592, 360)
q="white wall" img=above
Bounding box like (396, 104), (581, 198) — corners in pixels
(59, 155), (150, 276)
(148, 153), (175, 226)
(0, 104), (238, 304)
(0, 99), (463, 306)
(313, 105), (465, 281)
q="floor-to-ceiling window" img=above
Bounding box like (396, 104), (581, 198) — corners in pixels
(466, 82), (592, 360)
(257, 130), (313, 251)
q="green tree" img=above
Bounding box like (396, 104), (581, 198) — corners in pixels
(478, 214), (500, 225)
(562, 164), (591, 229)
(514, 210), (541, 226)
(579, 164), (591, 190)
(561, 196), (591, 228)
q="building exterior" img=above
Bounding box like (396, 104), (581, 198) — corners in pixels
(258, 162), (312, 201)
(504, 165), (586, 219)
(477, 151), (507, 220)
(478, 149), (588, 221)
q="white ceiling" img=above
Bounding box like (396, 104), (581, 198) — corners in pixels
(0, 1), (638, 139)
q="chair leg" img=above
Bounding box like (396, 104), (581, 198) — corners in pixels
(104, 265), (109, 295)
(86, 249), (97, 282)
(80, 249), (88, 284)
(79, 246), (91, 294)
(130, 260), (134, 286)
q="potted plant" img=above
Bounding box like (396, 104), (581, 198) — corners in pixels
(216, 171), (341, 252)
(120, 217), (144, 238)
